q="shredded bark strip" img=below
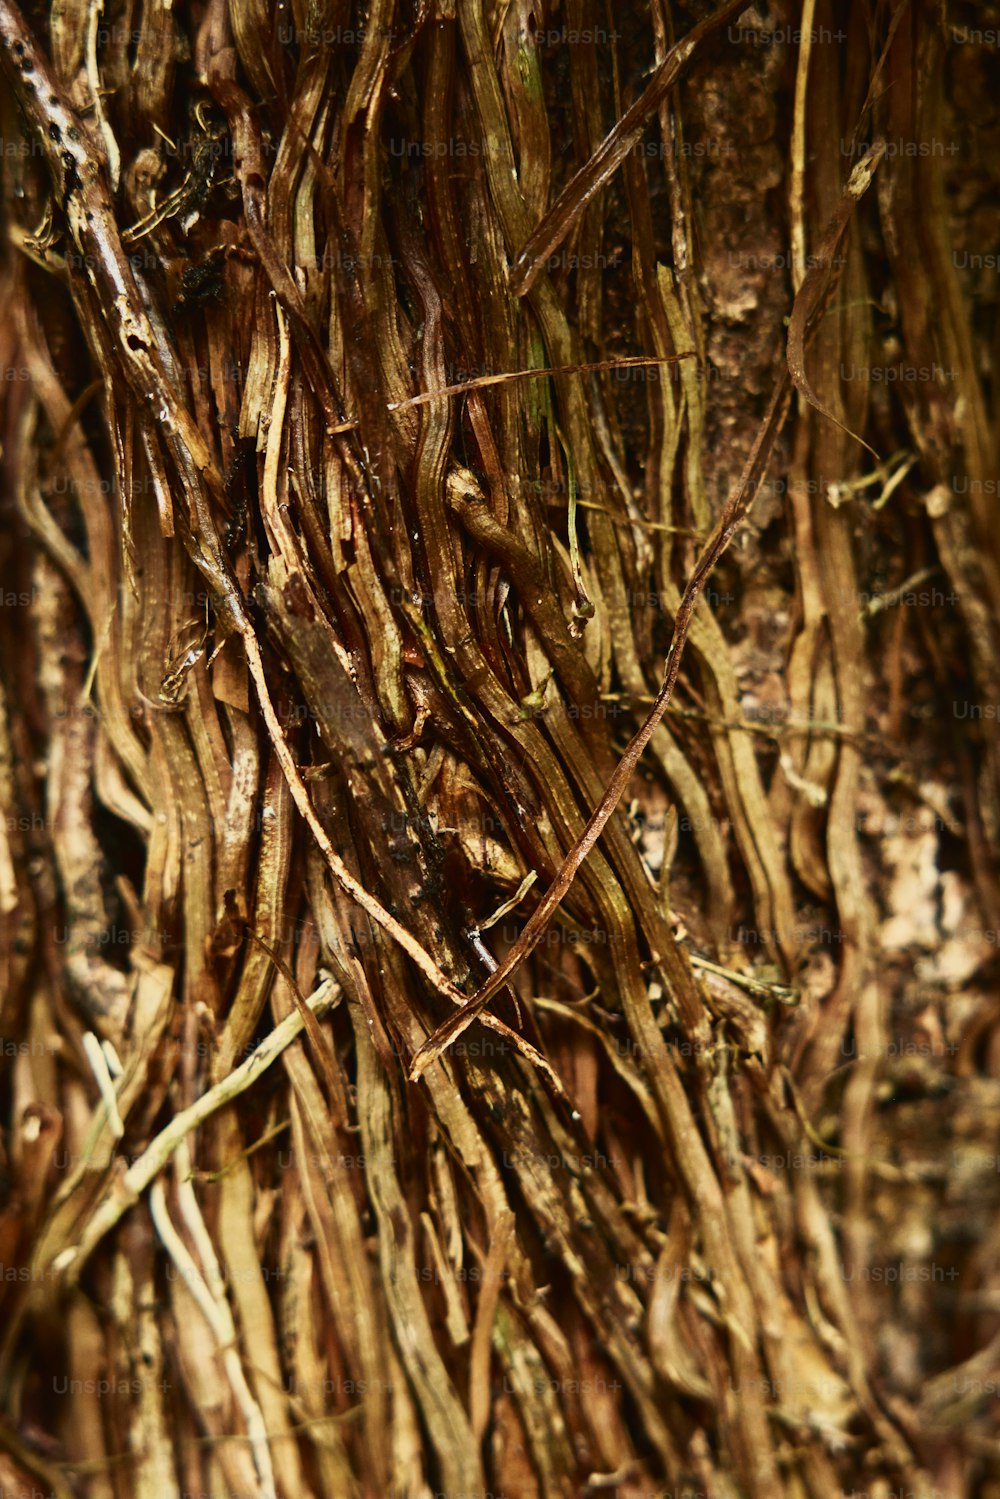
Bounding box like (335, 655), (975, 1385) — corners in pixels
(0, 2), (997, 1496)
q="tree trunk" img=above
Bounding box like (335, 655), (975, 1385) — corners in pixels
(0, 1), (997, 1495)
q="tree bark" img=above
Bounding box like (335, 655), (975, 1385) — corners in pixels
(0, 1), (997, 1496)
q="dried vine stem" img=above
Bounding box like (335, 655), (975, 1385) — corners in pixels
(2, 3), (988, 1491)
(413, 133), (889, 1079)
(0, 0), (468, 1012)
(509, 0), (749, 295)
(1, 0), (609, 1099)
(50, 978), (340, 1280)
(412, 371), (793, 1076)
